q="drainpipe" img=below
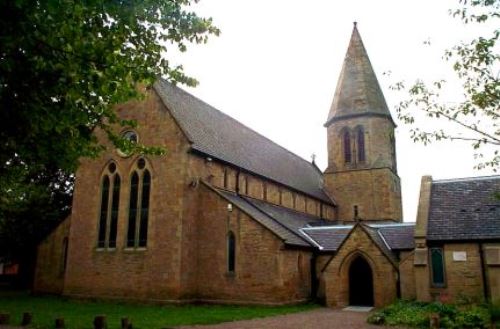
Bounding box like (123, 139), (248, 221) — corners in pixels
(310, 251), (318, 301)
(479, 243), (489, 302)
(396, 256), (401, 299)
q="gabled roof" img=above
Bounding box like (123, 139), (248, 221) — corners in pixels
(427, 175), (500, 242)
(325, 23), (394, 127)
(154, 80), (333, 204)
(300, 222), (415, 254)
(214, 188), (318, 248)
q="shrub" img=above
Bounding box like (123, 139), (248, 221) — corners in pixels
(367, 300), (491, 328)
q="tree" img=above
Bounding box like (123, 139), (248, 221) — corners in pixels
(0, 0), (219, 273)
(393, 0), (499, 169)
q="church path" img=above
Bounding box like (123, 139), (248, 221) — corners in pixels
(176, 308), (407, 329)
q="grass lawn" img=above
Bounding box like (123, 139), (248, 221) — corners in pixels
(0, 291), (318, 328)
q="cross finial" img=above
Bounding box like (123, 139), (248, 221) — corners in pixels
(353, 21), (357, 27)
(311, 153), (316, 163)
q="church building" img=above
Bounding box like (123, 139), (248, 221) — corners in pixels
(34, 24), (500, 307)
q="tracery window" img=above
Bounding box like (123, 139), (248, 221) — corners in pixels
(127, 158), (151, 248)
(97, 162), (121, 249)
(227, 231), (236, 273)
(343, 129), (352, 163)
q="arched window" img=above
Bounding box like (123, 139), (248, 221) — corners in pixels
(343, 130), (352, 163)
(127, 158), (151, 248)
(357, 127), (365, 162)
(430, 247), (446, 287)
(61, 237), (69, 274)
(227, 231), (236, 273)
(97, 162), (121, 249)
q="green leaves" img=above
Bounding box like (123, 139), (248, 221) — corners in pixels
(394, 0), (499, 170)
(0, 0), (218, 261)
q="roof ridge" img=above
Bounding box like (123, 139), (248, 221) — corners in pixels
(433, 175), (500, 184)
(159, 80), (320, 175)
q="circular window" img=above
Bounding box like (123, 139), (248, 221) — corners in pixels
(108, 162), (116, 173)
(137, 158), (146, 169)
(117, 130), (138, 157)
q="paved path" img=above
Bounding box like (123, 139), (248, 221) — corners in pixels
(177, 308), (404, 329)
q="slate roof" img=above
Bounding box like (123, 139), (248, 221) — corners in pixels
(427, 176), (500, 242)
(154, 80), (333, 204)
(300, 226), (352, 251)
(368, 223), (415, 250)
(244, 197), (325, 236)
(216, 189), (313, 247)
(300, 222), (415, 253)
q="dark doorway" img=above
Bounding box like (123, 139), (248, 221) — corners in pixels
(349, 256), (374, 306)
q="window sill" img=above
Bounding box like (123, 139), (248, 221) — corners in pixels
(95, 247), (116, 252)
(225, 272), (236, 279)
(123, 247), (147, 252)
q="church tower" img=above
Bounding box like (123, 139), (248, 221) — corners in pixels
(324, 23), (402, 222)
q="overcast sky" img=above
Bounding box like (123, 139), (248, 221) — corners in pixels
(169, 0), (498, 222)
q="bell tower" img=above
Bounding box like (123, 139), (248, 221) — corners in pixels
(324, 23), (402, 222)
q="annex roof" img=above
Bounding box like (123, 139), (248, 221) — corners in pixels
(300, 222), (414, 253)
(427, 175), (500, 242)
(216, 189), (319, 248)
(154, 80), (333, 204)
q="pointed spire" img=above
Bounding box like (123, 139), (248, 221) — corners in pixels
(325, 23), (394, 127)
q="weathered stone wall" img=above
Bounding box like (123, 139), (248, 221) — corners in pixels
(62, 88), (192, 301)
(34, 216), (71, 294)
(35, 86), (334, 303)
(325, 168), (401, 221)
(322, 226), (398, 307)
(324, 115), (402, 222)
(194, 184), (312, 303)
(415, 243), (487, 303)
(484, 243), (500, 303)
(399, 251), (416, 300)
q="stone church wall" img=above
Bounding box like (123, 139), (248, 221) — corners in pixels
(188, 156), (335, 221)
(194, 184), (312, 304)
(399, 251), (416, 300)
(34, 216), (71, 294)
(62, 88), (193, 301)
(322, 226), (398, 307)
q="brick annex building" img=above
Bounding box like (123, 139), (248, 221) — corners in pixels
(34, 25), (500, 307)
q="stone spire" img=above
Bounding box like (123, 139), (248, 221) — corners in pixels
(324, 23), (394, 127)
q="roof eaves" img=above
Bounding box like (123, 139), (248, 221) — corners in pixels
(153, 82), (195, 144)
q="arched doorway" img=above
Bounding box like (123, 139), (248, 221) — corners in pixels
(349, 256), (374, 306)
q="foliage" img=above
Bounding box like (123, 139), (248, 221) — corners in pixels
(0, 1), (219, 263)
(0, 291), (317, 328)
(367, 300), (491, 329)
(392, 0), (499, 169)
(490, 301), (500, 324)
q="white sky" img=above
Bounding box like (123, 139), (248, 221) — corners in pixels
(170, 0), (498, 222)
